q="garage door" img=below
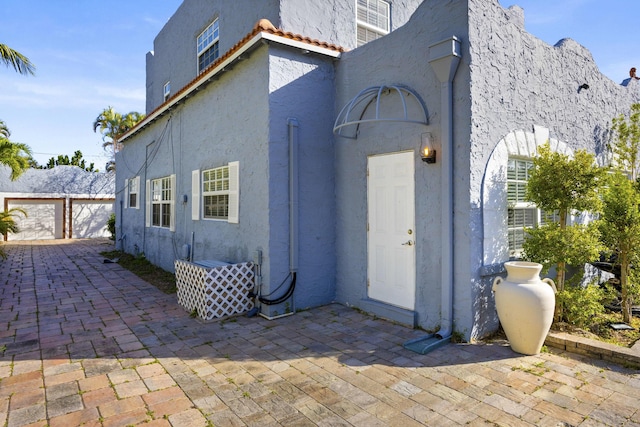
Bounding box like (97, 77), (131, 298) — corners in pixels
(70, 199), (114, 238)
(7, 199), (64, 241)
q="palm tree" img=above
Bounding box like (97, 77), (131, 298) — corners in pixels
(93, 107), (145, 171)
(0, 44), (35, 75)
(0, 137), (32, 180)
(0, 207), (26, 259)
(0, 120), (10, 138)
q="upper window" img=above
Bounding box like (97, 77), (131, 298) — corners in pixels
(357, 0), (390, 47)
(163, 81), (171, 102)
(202, 166), (230, 220)
(192, 161), (239, 224)
(197, 19), (220, 73)
(507, 158), (557, 257)
(127, 177), (139, 209)
(151, 176), (173, 228)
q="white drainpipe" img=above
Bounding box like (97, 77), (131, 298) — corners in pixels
(428, 36), (461, 339)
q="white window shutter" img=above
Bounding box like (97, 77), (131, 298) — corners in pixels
(145, 179), (151, 227)
(228, 161), (239, 224)
(170, 174), (176, 232)
(134, 176), (141, 209)
(191, 170), (200, 220)
(124, 179), (129, 209)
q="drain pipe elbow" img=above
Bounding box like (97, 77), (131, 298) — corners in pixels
(428, 36), (461, 340)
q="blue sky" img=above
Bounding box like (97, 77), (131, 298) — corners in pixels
(0, 0), (182, 169)
(1, 0), (637, 169)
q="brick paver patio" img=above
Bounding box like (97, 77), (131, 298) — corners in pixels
(0, 239), (638, 426)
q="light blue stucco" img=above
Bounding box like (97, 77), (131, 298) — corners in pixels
(118, 0), (640, 341)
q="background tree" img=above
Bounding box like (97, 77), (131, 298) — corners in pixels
(0, 43), (35, 75)
(0, 121), (32, 180)
(522, 144), (606, 320)
(42, 150), (97, 172)
(610, 103), (640, 181)
(599, 172), (640, 323)
(93, 107), (144, 171)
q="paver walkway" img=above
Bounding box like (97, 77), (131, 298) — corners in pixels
(0, 239), (638, 426)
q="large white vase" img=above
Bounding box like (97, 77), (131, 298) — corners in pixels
(492, 261), (557, 355)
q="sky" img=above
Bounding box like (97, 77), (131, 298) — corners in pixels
(1, 0), (638, 170)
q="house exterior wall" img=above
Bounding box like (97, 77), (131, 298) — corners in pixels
(121, 39), (339, 315)
(119, 47), (272, 271)
(465, 0), (640, 340)
(123, 0), (640, 341)
(265, 46), (337, 315)
(146, 0), (424, 114)
(146, 0), (280, 113)
(333, 0), (471, 331)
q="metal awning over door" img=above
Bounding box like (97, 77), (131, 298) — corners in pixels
(333, 85), (429, 139)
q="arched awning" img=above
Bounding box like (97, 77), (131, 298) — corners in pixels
(333, 85), (429, 139)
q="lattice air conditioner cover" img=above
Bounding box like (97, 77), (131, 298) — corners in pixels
(175, 260), (254, 320)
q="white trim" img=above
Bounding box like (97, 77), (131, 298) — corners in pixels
(145, 179), (151, 227)
(191, 169), (200, 220)
(124, 178), (129, 209)
(170, 174), (176, 232)
(228, 161), (239, 224)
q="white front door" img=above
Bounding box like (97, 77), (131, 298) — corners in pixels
(367, 151), (416, 309)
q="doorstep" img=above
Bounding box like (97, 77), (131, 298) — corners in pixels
(546, 331), (640, 369)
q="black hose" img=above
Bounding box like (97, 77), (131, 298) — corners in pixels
(259, 272), (296, 305)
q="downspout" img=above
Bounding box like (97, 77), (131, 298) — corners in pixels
(257, 118), (299, 313)
(288, 118), (299, 275)
(428, 36), (461, 340)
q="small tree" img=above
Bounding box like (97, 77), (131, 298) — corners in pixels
(0, 207), (26, 259)
(522, 144), (606, 320)
(611, 103), (640, 181)
(599, 172), (640, 323)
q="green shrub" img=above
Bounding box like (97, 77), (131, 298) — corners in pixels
(106, 213), (116, 241)
(557, 282), (610, 328)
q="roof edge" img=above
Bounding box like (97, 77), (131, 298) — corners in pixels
(120, 19), (344, 142)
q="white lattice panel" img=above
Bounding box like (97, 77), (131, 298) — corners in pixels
(175, 260), (254, 320)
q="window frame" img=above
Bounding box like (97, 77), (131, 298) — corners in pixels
(507, 157), (559, 257)
(192, 161), (239, 224)
(163, 81), (171, 102)
(126, 176), (140, 209)
(201, 165), (230, 220)
(146, 175), (175, 231)
(197, 19), (220, 73)
(356, 0), (390, 47)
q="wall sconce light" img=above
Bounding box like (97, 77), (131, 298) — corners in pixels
(420, 132), (436, 164)
(578, 83), (589, 92)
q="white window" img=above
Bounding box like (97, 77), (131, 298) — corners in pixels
(145, 175), (175, 231)
(163, 81), (171, 102)
(125, 176), (140, 209)
(197, 19), (220, 73)
(192, 161), (239, 223)
(507, 158), (557, 257)
(357, 0), (390, 46)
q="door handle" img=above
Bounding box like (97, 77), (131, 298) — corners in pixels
(401, 240), (414, 246)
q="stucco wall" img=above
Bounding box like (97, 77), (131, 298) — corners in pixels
(466, 0), (640, 339)
(146, 0), (280, 113)
(333, 0), (471, 332)
(279, 0), (423, 52)
(265, 46), (337, 314)
(119, 47), (272, 273)
(146, 0), (425, 114)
